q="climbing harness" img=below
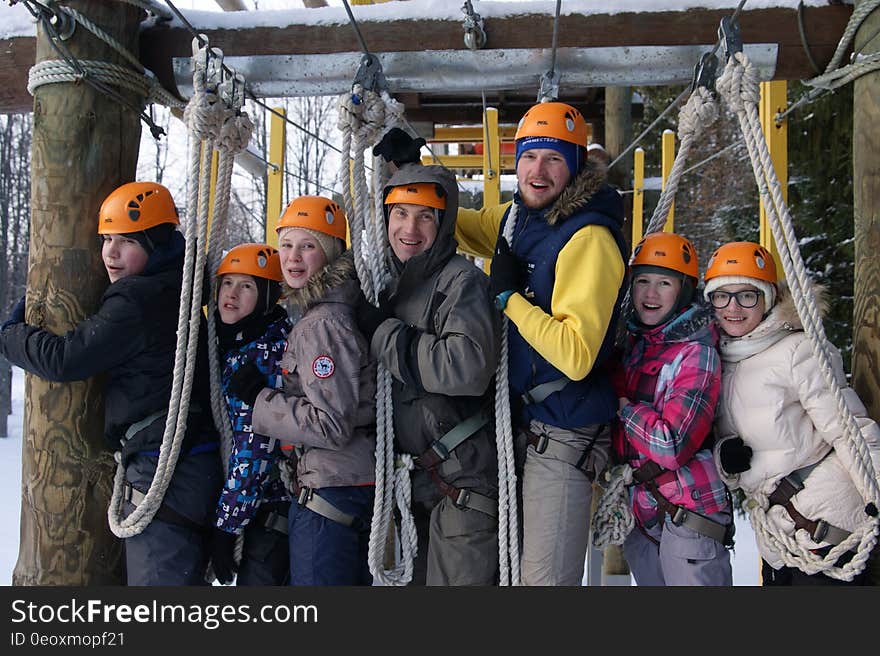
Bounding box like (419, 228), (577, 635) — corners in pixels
(633, 462), (734, 547)
(522, 425), (604, 482)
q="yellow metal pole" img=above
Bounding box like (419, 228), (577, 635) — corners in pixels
(632, 147), (645, 247)
(759, 80), (787, 277)
(482, 107), (501, 208)
(661, 129), (675, 232)
(266, 105), (286, 247)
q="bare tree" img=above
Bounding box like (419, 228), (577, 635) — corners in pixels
(0, 112), (33, 436)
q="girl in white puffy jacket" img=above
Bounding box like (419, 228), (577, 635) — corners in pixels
(706, 241), (880, 585)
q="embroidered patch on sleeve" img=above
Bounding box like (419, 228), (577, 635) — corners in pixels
(312, 355), (335, 379)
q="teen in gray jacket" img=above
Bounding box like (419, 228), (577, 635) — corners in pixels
(357, 158), (501, 585)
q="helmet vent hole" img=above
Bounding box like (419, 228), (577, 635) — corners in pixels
(128, 210), (140, 221)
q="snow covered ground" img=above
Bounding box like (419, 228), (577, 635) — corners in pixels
(0, 365), (760, 586)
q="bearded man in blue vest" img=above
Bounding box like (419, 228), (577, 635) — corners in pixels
(376, 102), (628, 585)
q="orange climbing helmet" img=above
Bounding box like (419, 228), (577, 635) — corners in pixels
(384, 182), (446, 210)
(216, 243), (283, 282)
(277, 195), (347, 241)
(630, 231), (699, 280)
(98, 181), (179, 234)
(514, 101), (588, 147)
(704, 241), (778, 284)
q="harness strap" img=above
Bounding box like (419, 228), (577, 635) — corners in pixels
(524, 426), (603, 481)
(296, 487), (368, 533)
(767, 456), (851, 546)
(255, 503), (289, 536)
(521, 377), (568, 406)
(633, 465), (734, 546)
(428, 470), (498, 518)
(124, 409), (167, 443)
(415, 409), (490, 469)
(123, 483), (208, 534)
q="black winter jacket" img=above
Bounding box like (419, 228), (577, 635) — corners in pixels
(0, 232), (218, 461)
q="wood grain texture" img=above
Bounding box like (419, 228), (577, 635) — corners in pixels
(13, 1), (143, 586)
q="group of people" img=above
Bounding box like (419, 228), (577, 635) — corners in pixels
(1, 99), (878, 587)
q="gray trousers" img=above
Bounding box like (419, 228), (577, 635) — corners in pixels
(623, 512), (733, 586)
(519, 420), (609, 586)
(411, 495), (498, 586)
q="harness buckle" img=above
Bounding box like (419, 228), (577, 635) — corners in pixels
(533, 434), (549, 455)
(671, 506), (689, 526)
(297, 486), (313, 506)
(429, 439), (450, 463)
(454, 489), (472, 510)
(812, 520), (829, 543)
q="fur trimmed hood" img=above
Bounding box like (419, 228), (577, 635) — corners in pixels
(543, 158), (608, 226)
(283, 249), (359, 311)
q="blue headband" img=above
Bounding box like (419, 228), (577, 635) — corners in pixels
(515, 136), (581, 176)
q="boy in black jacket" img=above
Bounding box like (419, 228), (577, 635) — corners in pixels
(0, 182), (223, 585)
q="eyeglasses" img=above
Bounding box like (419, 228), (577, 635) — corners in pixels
(708, 290), (763, 309)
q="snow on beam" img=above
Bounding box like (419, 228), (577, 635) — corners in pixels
(0, 2), (853, 113)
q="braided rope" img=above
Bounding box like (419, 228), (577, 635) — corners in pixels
(821, 0), (880, 76)
(647, 87), (719, 231)
(494, 206), (521, 586)
(715, 51), (880, 580)
(590, 464), (636, 549)
(337, 86), (425, 585)
(28, 59), (185, 109)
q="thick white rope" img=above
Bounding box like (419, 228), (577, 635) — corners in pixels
(716, 50), (880, 580)
(495, 207), (521, 586)
(204, 103), (254, 576)
(590, 84), (718, 550)
(28, 59), (185, 110)
(337, 86), (424, 585)
(590, 464), (636, 549)
(106, 39), (224, 539)
(800, 0), (880, 94)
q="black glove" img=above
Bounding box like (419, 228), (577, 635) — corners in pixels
(372, 127), (426, 167)
(719, 436), (753, 474)
(355, 290), (393, 343)
(489, 238), (524, 300)
(210, 528), (237, 585)
(2, 296), (26, 330)
(228, 362), (266, 406)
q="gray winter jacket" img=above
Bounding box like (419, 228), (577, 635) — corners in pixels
(252, 252), (376, 489)
(372, 163), (501, 502)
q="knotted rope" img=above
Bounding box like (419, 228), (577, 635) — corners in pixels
(107, 39), (225, 539)
(716, 50), (879, 581)
(495, 206), (522, 587)
(338, 86), (423, 585)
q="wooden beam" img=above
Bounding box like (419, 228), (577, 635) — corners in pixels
(0, 4), (854, 114)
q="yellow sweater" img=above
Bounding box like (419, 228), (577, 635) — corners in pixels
(457, 204), (624, 380)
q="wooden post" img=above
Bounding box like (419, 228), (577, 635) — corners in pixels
(266, 106), (285, 246)
(853, 1), (880, 423)
(604, 86), (633, 187)
(482, 107), (501, 208)
(14, 1), (143, 585)
(759, 80), (787, 275)
(632, 147), (645, 247)
(661, 129), (675, 232)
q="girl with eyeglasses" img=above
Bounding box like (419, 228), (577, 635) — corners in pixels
(612, 232), (733, 586)
(706, 241), (880, 585)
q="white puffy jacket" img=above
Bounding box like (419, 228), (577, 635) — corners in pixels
(714, 286), (880, 569)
